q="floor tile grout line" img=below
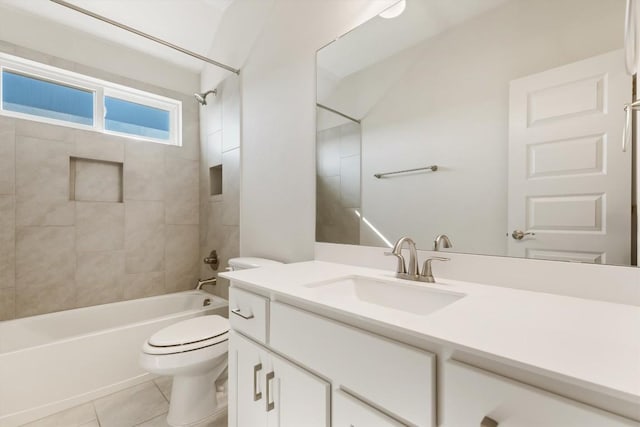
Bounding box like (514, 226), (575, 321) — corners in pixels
(152, 378), (170, 403)
(90, 400), (101, 427)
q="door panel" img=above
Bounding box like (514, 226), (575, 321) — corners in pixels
(508, 49), (632, 264)
(267, 352), (330, 427)
(233, 332), (269, 427)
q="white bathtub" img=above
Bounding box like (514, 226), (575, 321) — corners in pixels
(0, 291), (228, 427)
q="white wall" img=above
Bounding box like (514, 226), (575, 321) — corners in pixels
(239, 0), (396, 262)
(0, 5), (199, 94)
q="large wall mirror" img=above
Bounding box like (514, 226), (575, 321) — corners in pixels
(316, 0), (639, 267)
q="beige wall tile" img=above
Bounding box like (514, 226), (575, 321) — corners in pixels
(76, 251), (125, 307)
(76, 202), (125, 252)
(165, 117), (199, 161)
(0, 287), (15, 320)
(73, 130), (125, 163)
(221, 148), (239, 226)
(124, 271), (165, 300)
(0, 196), (15, 290)
(0, 130), (15, 195)
(316, 175), (341, 226)
(316, 128), (341, 177)
(207, 131), (223, 168)
(16, 226), (75, 289)
(340, 155), (361, 208)
(221, 76), (241, 152)
(165, 157), (199, 225)
(165, 225), (199, 293)
(15, 136), (74, 226)
(206, 201), (223, 248)
(15, 119), (75, 142)
(340, 122), (361, 158)
(202, 96), (222, 136)
(125, 201), (164, 273)
(15, 282), (76, 317)
(124, 142), (164, 201)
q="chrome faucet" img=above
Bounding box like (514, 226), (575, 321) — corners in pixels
(386, 236), (450, 283)
(196, 277), (217, 290)
(421, 257), (449, 283)
(385, 237), (419, 280)
(433, 234), (453, 251)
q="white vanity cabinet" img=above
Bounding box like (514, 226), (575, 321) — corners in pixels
(228, 284), (639, 427)
(333, 389), (406, 427)
(442, 360), (639, 427)
(230, 331), (330, 427)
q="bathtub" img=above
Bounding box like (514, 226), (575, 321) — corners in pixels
(0, 291), (228, 427)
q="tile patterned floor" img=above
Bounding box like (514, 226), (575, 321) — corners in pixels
(21, 378), (227, 427)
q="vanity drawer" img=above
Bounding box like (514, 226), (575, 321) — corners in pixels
(333, 389), (406, 427)
(229, 287), (268, 343)
(442, 360), (639, 427)
(270, 302), (435, 427)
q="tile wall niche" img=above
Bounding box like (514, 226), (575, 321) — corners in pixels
(0, 44), (201, 319)
(198, 74), (241, 300)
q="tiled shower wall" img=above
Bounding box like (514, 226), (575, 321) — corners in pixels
(198, 75), (241, 300)
(0, 44), (201, 319)
(316, 122), (361, 245)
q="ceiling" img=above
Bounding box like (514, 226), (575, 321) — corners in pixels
(0, 0), (236, 72)
(318, 0), (511, 79)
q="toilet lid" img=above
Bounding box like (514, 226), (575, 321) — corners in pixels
(148, 315), (229, 347)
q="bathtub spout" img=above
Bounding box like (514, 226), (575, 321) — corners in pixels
(196, 277), (217, 290)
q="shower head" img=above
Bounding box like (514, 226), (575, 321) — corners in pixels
(194, 89), (217, 106)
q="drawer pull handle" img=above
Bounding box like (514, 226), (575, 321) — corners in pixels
(266, 371), (275, 412)
(481, 416), (498, 427)
(231, 308), (254, 320)
(253, 363), (262, 401)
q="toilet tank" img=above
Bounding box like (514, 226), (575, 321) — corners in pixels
(228, 257), (283, 271)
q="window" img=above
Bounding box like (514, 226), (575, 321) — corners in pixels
(2, 71), (94, 126)
(0, 52), (181, 145)
(105, 96), (170, 141)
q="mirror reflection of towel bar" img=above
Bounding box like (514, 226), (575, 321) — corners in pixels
(374, 165), (438, 179)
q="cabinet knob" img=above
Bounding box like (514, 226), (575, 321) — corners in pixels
(253, 363), (262, 401)
(481, 416), (498, 427)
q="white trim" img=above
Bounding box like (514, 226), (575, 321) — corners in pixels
(0, 51), (182, 146)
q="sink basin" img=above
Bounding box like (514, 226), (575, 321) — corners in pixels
(304, 276), (464, 316)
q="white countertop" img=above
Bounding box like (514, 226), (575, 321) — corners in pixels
(220, 261), (640, 404)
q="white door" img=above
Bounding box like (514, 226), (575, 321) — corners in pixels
(267, 351), (330, 427)
(508, 49), (632, 264)
(232, 332), (269, 427)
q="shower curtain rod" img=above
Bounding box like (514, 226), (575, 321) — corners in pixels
(316, 103), (361, 124)
(49, 0), (240, 75)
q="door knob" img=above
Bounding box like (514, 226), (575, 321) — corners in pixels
(511, 230), (535, 240)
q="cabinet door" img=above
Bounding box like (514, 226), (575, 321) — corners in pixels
(443, 360), (639, 427)
(267, 351), (330, 427)
(333, 389), (406, 427)
(231, 332), (269, 427)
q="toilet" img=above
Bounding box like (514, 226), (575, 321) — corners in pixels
(139, 257), (281, 427)
(139, 316), (229, 426)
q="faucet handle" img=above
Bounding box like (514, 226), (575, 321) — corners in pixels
(420, 256), (450, 281)
(385, 251), (407, 274)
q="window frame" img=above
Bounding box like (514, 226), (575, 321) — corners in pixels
(0, 52), (182, 146)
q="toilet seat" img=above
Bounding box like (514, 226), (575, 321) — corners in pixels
(143, 315), (229, 355)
